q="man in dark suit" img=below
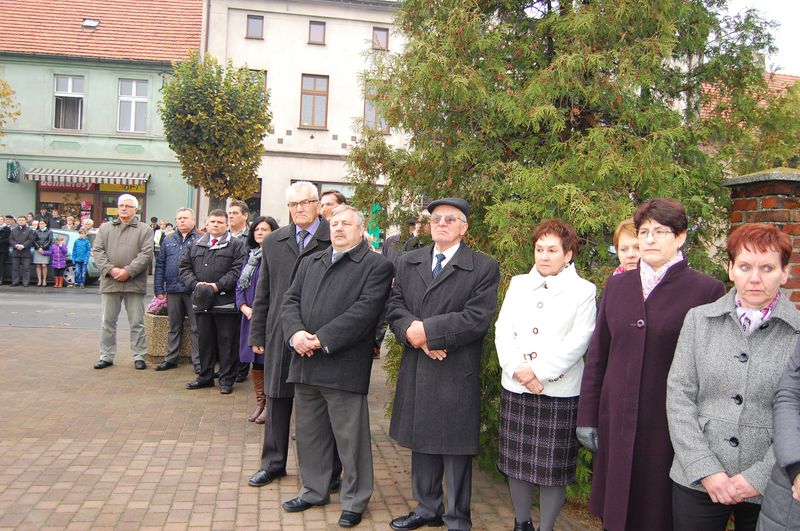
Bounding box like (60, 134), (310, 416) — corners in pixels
(247, 181), (343, 488)
(179, 209), (247, 394)
(10, 215), (35, 287)
(278, 205), (394, 527)
(387, 198), (500, 531)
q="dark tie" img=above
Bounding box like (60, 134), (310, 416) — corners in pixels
(432, 253), (446, 278)
(297, 229), (309, 251)
(210, 238), (218, 247)
(331, 251), (341, 264)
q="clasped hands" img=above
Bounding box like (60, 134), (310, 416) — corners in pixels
(701, 472), (759, 505)
(406, 320), (446, 361)
(291, 330), (321, 356)
(109, 267), (131, 282)
(513, 363), (544, 394)
(196, 281), (219, 292)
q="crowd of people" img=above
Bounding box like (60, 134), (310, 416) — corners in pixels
(7, 187), (799, 531)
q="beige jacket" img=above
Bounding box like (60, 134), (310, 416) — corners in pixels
(92, 216), (154, 293)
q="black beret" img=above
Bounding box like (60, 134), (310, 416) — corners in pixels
(192, 283), (215, 312)
(426, 197), (469, 219)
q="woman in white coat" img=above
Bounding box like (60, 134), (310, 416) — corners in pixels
(495, 218), (597, 531)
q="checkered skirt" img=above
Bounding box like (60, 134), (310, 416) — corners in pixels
(497, 389), (580, 486)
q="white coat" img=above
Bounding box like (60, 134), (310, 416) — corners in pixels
(495, 263), (596, 397)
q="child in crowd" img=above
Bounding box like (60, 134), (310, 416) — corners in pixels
(47, 235), (68, 288)
(71, 229), (91, 288)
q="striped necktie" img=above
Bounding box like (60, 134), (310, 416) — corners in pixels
(432, 253), (446, 278)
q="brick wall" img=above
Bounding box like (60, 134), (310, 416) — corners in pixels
(724, 169), (800, 309)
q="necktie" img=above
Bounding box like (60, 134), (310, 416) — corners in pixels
(298, 229), (309, 251)
(210, 238), (218, 247)
(331, 251), (340, 264)
(432, 253), (446, 278)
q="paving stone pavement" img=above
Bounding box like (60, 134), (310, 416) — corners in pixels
(0, 326), (600, 530)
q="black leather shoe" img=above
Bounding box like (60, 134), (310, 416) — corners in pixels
(513, 520), (534, 531)
(155, 361), (178, 371)
(185, 380), (214, 390)
(390, 512), (445, 530)
(134, 360), (146, 370)
(219, 385), (233, 395)
(281, 497), (317, 513)
(248, 468), (286, 487)
(338, 510), (362, 527)
(329, 476), (342, 493)
(93, 360), (113, 369)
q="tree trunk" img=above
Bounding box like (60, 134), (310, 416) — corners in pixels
(208, 196), (226, 214)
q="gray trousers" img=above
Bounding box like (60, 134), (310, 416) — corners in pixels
(99, 292), (147, 362)
(295, 383), (373, 513)
(165, 292), (199, 365)
(412, 451), (473, 531)
(11, 254), (31, 286)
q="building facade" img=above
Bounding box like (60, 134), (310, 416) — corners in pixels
(205, 0), (407, 224)
(0, 0), (203, 225)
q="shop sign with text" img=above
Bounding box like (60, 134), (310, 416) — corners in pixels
(99, 183), (147, 193)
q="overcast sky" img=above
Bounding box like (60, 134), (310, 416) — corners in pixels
(727, 0), (800, 75)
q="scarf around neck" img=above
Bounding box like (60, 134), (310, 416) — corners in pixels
(735, 290), (780, 336)
(237, 247), (262, 290)
(640, 251), (684, 299)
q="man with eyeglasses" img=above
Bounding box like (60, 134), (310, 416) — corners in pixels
(387, 197), (500, 531)
(247, 181), (343, 491)
(92, 194), (154, 371)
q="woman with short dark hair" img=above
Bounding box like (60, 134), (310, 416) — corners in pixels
(495, 218), (597, 531)
(577, 198), (726, 531)
(667, 223), (799, 531)
(237, 215), (279, 423)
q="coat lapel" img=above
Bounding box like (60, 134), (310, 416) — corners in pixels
(413, 247), (433, 289)
(427, 243), (474, 292)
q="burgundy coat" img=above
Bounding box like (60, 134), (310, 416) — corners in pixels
(577, 260), (724, 531)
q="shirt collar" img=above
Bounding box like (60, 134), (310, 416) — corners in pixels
(296, 217), (321, 237)
(432, 242), (460, 268)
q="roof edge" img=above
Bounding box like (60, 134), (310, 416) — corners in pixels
(722, 167), (800, 187)
(0, 50), (181, 68)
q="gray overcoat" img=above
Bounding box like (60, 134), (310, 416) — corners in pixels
(282, 240), (394, 395)
(667, 288), (800, 502)
(758, 336), (800, 531)
(93, 216), (153, 294)
(248, 218), (331, 398)
(387, 243), (500, 455)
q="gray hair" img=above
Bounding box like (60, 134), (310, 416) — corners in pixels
(285, 181), (319, 201)
(117, 194), (139, 208)
(331, 204), (365, 228)
(176, 207), (195, 218)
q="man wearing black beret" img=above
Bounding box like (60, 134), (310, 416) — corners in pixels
(387, 197), (500, 531)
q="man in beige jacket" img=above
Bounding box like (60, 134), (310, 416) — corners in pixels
(92, 194), (154, 370)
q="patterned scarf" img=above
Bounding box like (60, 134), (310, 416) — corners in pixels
(237, 247), (262, 290)
(735, 290), (780, 336)
(639, 251), (684, 299)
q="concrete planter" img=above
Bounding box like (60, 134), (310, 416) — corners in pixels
(144, 312), (191, 363)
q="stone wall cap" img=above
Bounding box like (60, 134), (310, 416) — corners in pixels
(723, 167), (800, 187)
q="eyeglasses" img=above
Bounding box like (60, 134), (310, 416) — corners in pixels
(117, 204), (136, 209)
(637, 228), (673, 240)
(287, 199), (318, 210)
(430, 214), (465, 225)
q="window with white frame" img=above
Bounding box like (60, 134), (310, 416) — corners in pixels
(118, 79), (148, 133)
(54, 74), (84, 130)
(364, 83), (388, 133)
(300, 74), (329, 129)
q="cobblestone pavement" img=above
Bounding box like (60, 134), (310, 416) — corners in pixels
(0, 326), (600, 530)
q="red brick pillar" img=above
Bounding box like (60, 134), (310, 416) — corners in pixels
(723, 168), (800, 309)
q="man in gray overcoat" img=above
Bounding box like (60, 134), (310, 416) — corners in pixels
(278, 205), (394, 527)
(387, 198), (500, 531)
(92, 194), (154, 370)
(246, 181), (342, 489)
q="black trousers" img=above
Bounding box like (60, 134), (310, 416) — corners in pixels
(672, 481), (761, 531)
(195, 312), (238, 387)
(412, 452), (473, 531)
(0, 250), (8, 282)
(11, 255), (30, 286)
(260, 395), (343, 479)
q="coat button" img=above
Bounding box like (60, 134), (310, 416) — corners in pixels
(533, 327), (538, 334)
(732, 394), (743, 405)
(636, 319), (645, 328)
(537, 302), (543, 309)
(729, 437), (739, 447)
(736, 353), (748, 362)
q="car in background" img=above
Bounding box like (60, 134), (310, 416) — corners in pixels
(3, 228), (100, 285)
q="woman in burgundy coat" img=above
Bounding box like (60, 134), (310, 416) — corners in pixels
(576, 198), (725, 531)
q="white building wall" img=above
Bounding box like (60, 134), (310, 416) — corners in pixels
(205, 0), (406, 223)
